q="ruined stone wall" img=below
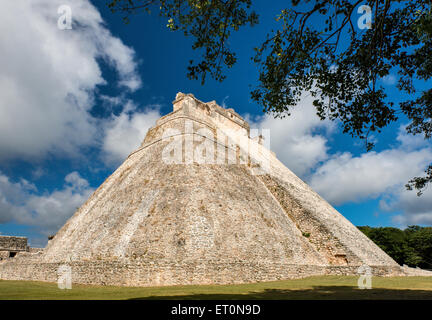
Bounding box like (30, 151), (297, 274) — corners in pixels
(401, 266), (432, 276)
(171, 93), (249, 135)
(0, 236), (27, 251)
(0, 252), (9, 260)
(135, 115), (249, 167)
(258, 174), (361, 266)
(0, 256), (405, 287)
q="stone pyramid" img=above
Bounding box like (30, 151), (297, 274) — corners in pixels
(1, 93), (410, 286)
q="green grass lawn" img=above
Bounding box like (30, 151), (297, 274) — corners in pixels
(1, 276), (432, 299)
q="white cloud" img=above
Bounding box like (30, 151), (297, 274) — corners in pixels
(0, 171), (93, 238)
(381, 187), (432, 226)
(31, 167), (46, 180)
(102, 103), (161, 165)
(248, 93), (334, 177)
(308, 126), (432, 225)
(395, 127), (430, 151)
(0, 0), (141, 161)
(222, 96), (230, 109)
(382, 74), (397, 85)
(309, 148), (432, 205)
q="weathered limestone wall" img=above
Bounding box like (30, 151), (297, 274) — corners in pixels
(171, 93), (249, 135)
(0, 252), (9, 259)
(258, 174), (360, 266)
(401, 266), (432, 276)
(0, 256), (405, 287)
(0, 236), (27, 251)
(40, 139), (329, 266)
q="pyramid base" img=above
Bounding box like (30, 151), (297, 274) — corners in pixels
(0, 258), (408, 287)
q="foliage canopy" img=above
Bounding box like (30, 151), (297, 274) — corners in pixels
(358, 225), (432, 269)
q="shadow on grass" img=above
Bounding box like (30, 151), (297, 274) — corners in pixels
(130, 286), (432, 300)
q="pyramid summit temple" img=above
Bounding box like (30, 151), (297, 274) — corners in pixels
(0, 92), (429, 286)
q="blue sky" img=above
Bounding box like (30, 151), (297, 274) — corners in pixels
(0, 0), (431, 247)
